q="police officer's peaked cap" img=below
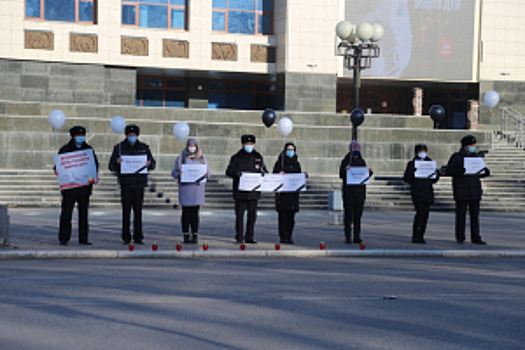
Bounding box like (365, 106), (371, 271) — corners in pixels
(69, 126), (86, 137)
(241, 134), (256, 144)
(125, 124), (140, 136)
(414, 144), (427, 154)
(461, 135), (476, 146)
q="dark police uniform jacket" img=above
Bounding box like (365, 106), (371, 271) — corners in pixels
(226, 149), (268, 200)
(403, 156), (439, 204)
(273, 153), (302, 212)
(447, 148), (490, 201)
(56, 139), (99, 196)
(108, 139), (156, 188)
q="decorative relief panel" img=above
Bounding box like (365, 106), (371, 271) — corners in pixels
(163, 40), (189, 58)
(250, 45), (276, 63)
(212, 43), (237, 61)
(70, 34), (98, 53)
(24, 30), (54, 50)
(121, 37), (149, 56)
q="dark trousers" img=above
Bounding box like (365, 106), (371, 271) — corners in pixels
(121, 186), (144, 243)
(455, 199), (481, 242)
(413, 202), (431, 241)
(343, 192), (365, 240)
(235, 200), (258, 240)
(181, 206), (200, 233)
(59, 194), (90, 243)
(278, 211), (296, 241)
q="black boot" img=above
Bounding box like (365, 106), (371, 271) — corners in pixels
(191, 234), (198, 244)
(183, 235), (191, 244)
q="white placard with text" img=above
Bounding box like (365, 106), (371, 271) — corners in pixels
(346, 167), (371, 185)
(121, 155), (148, 174)
(180, 164), (207, 183)
(415, 160), (438, 179)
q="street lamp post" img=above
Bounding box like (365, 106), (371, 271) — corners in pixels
(336, 21), (384, 140)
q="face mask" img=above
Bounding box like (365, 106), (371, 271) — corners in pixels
(127, 136), (137, 144)
(244, 145), (254, 153)
(352, 150), (361, 157)
(286, 150), (295, 158)
(188, 146), (197, 153)
(75, 136), (85, 144)
(418, 152), (427, 159)
(468, 146), (476, 153)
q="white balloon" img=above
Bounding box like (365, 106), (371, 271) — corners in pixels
(49, 110), (66, 129)
(278, 117), (293, 137)
(110, 116), (126, 134)
(484, 91), (500, 109)
(173, 122), (190, 141)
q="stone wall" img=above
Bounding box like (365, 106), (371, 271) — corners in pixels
(0, 59), (136, 106)
(277, 72), (337, 112)
(0, 101), (492, 176)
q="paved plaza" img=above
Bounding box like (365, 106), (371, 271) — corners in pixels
(2, 208), (525, 255)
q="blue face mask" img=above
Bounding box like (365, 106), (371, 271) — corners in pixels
(244, 145), (254, 153)
(128, 136), (137, 144)
(352, 150), (361, 157)
(75, 136), (85, 144)
(468, 146), (476, 153)
(286, 150), (295, 158)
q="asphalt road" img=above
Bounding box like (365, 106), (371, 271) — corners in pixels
(1, 258), (524, 350)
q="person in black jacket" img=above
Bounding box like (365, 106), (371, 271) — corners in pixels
(226, 134), (268, 244)
(55, 126), (99, 245)
(109, 125), (156, 245)
(339, 140), (373, 244)
(446, 135), (490, 245)
(273, 143), (306, 244)
(403, 144), (440, 244)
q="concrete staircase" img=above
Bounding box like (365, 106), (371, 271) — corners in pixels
(4, 100), (522, 212)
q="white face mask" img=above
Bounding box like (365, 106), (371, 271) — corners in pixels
(188, 146), (197, 153)
(418, 152), (427, 159)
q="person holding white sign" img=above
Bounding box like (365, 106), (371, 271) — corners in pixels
(55, 126), (99, 246)
(109, 125), (156, 245)
(272, 143), (307, 244)
(172, 138), (210, 244)
(339, 140), (373, 244)
(403, 144), (440, 244)
(446, 135), (490, 245)
(226, 134), (268, 244)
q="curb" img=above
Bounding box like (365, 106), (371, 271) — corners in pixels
(1, 249), (525, 260)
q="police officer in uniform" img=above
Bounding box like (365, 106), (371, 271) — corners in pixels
(447, 135), (490, 245)
(109, 125), (156, 244)
(55, 126), (99, 245)
(226, 134), (268, 244)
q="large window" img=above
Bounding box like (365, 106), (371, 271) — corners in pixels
(208, 80), (276, 110)
(122, 0), (186, 30)
(26, 0), (95, 23)
(212, 0), (273, 35)
(136, 76), (187, 108)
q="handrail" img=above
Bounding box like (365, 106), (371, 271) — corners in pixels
(500, 107), (524, 148)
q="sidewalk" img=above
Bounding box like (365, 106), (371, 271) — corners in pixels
(2, 208), (525, 259)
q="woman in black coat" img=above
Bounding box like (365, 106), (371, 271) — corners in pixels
(403, 144), (439, 244)
(339, 141), (373, 244)
(273, 143), (303, 244)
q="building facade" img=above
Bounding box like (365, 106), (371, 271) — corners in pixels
(0, 0), (524, 127)
(0, 0), (338, 112)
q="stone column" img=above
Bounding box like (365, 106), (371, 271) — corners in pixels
(412, 87), (423, 116)
(468, 100), (479, 130)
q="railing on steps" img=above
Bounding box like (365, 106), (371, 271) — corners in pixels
(498, 107), (525, 148)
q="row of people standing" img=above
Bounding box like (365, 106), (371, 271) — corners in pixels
(55, 125), (490, 247)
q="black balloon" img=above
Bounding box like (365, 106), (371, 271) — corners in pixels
(429, 105), (445, 123)
(350, 109), (365, 127)
(262, 109), (277, 128)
